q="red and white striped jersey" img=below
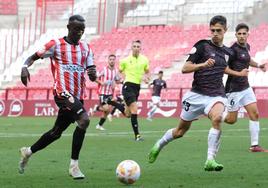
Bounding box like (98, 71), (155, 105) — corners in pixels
(36, 37), (94, 99)
(97, 66), (118, 95)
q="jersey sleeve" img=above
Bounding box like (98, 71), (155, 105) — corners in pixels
(86, 44), (94, 67)
(97, 69), (104, 78)
(144, 57), (149, 71)
(163, 81), (167, 88)
(119, 58), (126, 72)
(186, 40), (205, 64)
(36, 40), (56, 58)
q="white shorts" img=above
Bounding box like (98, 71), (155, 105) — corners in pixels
(152, 96), (161, 104)
(226, 87), (256, 112)
(180, 91), (227, 121)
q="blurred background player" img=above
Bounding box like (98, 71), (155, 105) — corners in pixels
(148, 15), (248, 171)
(223, 23), (267, 152)
(19, 15), (97, 179)
(119, 40), (150, 141)
(147, 70), (167, 121)
(107, 83), (125, 121)
(94, 54), (119, 131)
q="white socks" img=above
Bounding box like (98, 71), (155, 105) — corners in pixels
(70, 159), (78, 166)
(148, 105), (158, 117)
(26, 147), (33, 156)
(207, 128), (221, 160)
(158, 128), (175, 149)
(249, 120), (260, 146)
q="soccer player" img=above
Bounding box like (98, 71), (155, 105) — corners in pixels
(223, 23), (267, 152)
(148, 15), (248, 171)
(147, 70), (167, 121)
(19, 15), (97, 179)
(94, 54), (119, 131)
(119, 40), (150, 141)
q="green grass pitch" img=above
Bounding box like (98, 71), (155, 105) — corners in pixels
(0, 117), (268, 188)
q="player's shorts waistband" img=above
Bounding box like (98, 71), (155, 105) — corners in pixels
(124, 82), (141, 88)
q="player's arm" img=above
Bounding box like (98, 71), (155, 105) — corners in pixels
(182, 40), (214, 73)
(249, 58), (266, 72)
(21, 53), (40, 86)
(86, 46), (97, 82)
(224, 66), (248, 77)
(164, 81), (168, 91)
(143, 60), (150, 84)
(182, 58), (215, 73)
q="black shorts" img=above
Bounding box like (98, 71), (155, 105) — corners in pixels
(99, 94), (113, 105)
(54, 91), (86, 123)
(122, 82), (140, 106)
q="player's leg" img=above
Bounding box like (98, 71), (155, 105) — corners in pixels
(19, 108), (73, 174)
(149, 91), (201, 163)
(148, 119), (192, 163)
(58, 94), (90, 179)
(96, 104), (109, 131)
(128, 101), (142, 140)
(244, 102), (267, 152)
(147, 96), (160, 120)
(122, 83), (142, 140)
(223, 92), (239, 124)
(205, 102), (225, 171)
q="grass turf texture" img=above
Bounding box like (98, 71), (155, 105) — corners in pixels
(0, 117), (268, 188)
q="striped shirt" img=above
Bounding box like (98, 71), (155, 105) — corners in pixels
(36, 37), (94, 99)
(97, 66), (117, 95)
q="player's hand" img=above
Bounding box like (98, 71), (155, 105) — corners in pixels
(21, 67), (30, 86)
(204, 58), (215, 68)
(87, 65), (97, 82)
(259, 64), (266, 72)
(240, 68), (249, 77)
(143, 75), (150, 84)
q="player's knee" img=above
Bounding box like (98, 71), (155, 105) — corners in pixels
(211, 115), (222, 125)
(49, 129), (62, 140)
(224, 116), (237, 124)
(250, 111), (259, 120)
(77, 114), (90, 130)
(80, 118), (90, 130)
(225, 118), (236, 124)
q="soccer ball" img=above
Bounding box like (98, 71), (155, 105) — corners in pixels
(116, 160), (141, 185)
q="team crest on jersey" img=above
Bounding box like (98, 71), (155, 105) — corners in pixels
(68, 96), (75, 103)
(210, 53), (216, 57)
(225, 54), (229, 62)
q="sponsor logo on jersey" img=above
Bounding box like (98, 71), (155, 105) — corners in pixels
(62, 64), (84, 72)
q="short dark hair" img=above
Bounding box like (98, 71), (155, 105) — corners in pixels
(68, 14), (85, 23)
(158, 71), (163, 74)
(209, 15), (227, 27)
(132, 40), (141, 44)
(108, 54), (116, 58)
(235, 23), (249, 32)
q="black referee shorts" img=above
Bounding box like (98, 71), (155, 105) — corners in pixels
(54, 91), (86, 123)
(122, 82), (140, 106)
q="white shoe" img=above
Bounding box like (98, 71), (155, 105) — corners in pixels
(69, 164), (85, 179)
(96, 125), (106, 131)
(18, 147), (31, 174)
(107, 114), (113, 122)
(147, 117), (153, 121)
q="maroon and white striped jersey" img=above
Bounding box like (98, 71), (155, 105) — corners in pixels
(36, 37), (94, 99)
(97, 66), (118, 95)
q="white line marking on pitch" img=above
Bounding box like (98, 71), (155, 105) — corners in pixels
(0, 128), (267, 138)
